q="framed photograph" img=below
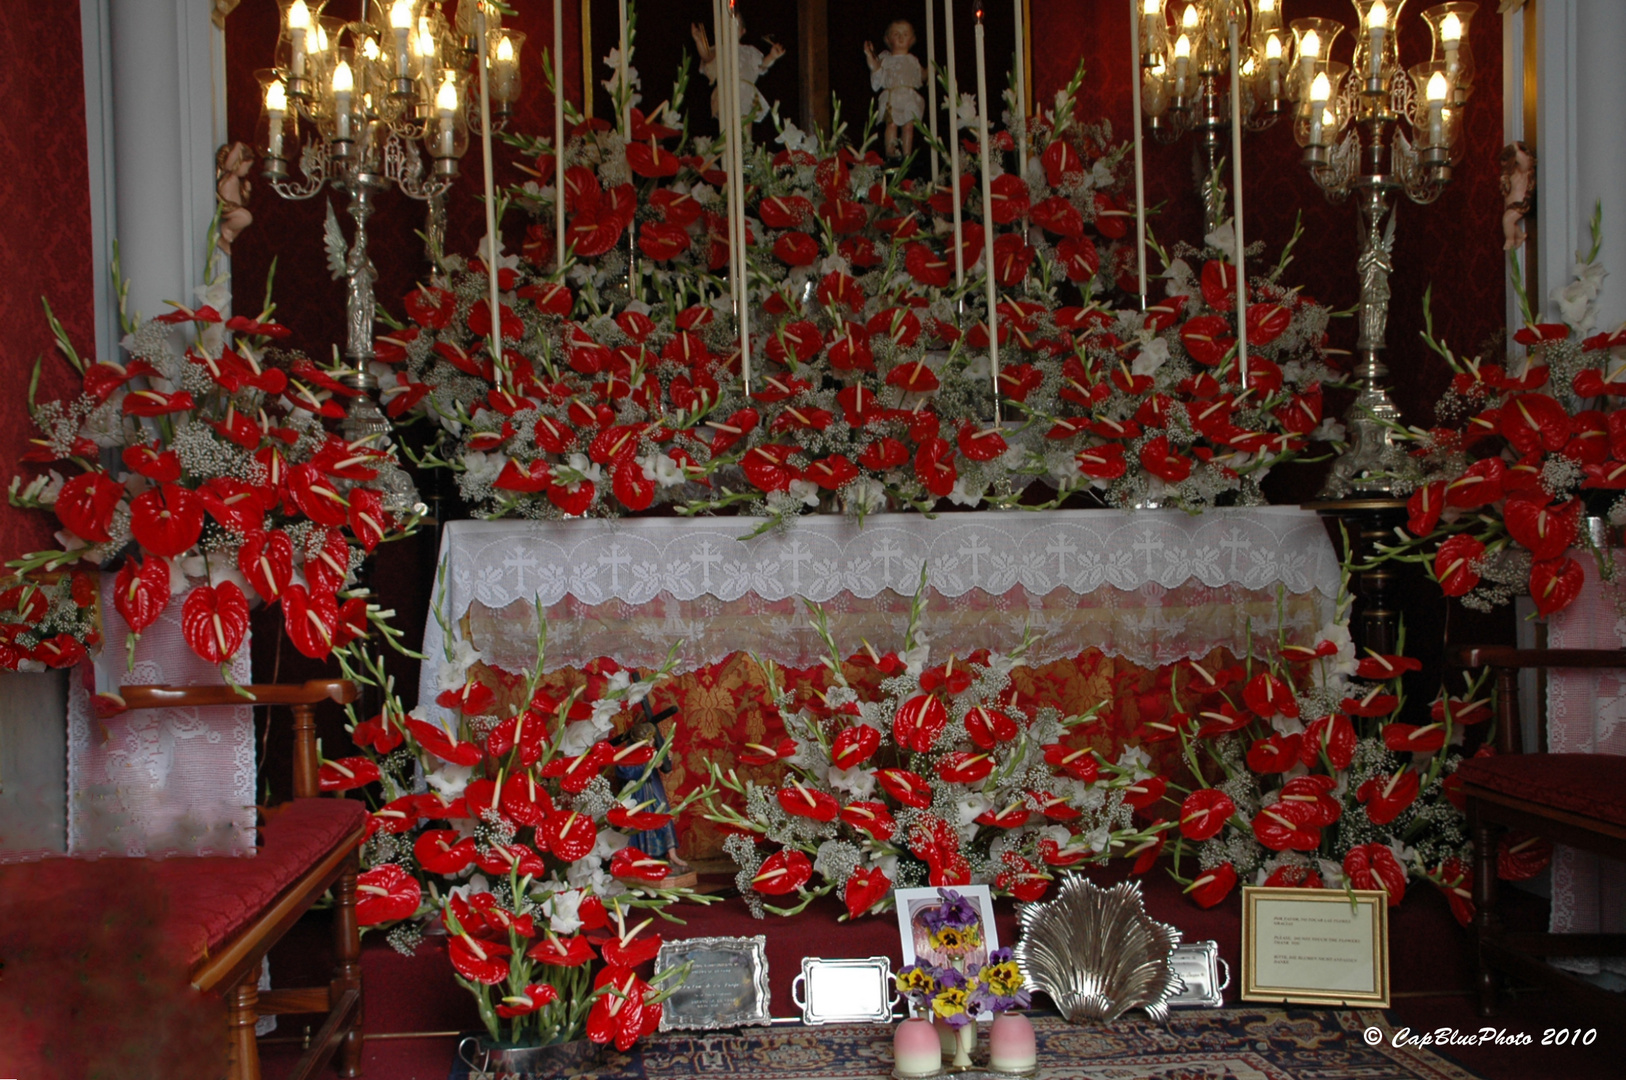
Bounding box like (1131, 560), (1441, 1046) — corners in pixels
(894, 884), (1000, 979)
(1241, 887), (1390, 1007)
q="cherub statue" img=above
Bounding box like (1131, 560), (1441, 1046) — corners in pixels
(215, 141), (255, 255)
(1501, 140), (1535, 251)
(691, 18), (785, 130)
(865, 20), (925, 161)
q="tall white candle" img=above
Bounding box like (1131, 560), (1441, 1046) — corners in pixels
(289, 0), (310, 80)
(333, 60), (354, 142)
(1366, 1), (1388, 84)
(1227, 18), (1248, 388)
(476, 4), (504, 379)
(926, 0), (938, 183)
(555, 0), (566, 269)
(1012, 0), (1026, 179)
(266, 81), (287, 160)
(390, 1), (412, 78)
(1129, 0), (1147, 305)
(975, 13), (1000, 423)
(945, 0), (965, 288)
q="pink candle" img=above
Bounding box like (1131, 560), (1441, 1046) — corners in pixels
(988, 1012), (1036, 1071)
(894, 1017), (943, 1077)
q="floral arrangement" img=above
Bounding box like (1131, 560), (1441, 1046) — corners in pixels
(1374, 207), (1619, 616)
(0, 571), (101, 672)
(7, 248), (422, 678)
(1130, 583), (1544, 922)
(702, 580), (1169, 918)
(331, 591), (711, 1048)
(896, 892), (1030, 1028)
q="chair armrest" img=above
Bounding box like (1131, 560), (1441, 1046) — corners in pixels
(120, 680), (358, 798)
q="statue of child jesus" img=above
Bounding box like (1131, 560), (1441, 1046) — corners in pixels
(865, 20), (925, 161)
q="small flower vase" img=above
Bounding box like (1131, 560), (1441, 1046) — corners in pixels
(988, 1012), (1037, 1073)
(892, 1016), (942, 1077)
(933, 1018), (976, 1069)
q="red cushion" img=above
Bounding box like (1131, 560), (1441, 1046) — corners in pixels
(1457, 754), (1626, 827)
(156, 797), (366, 963)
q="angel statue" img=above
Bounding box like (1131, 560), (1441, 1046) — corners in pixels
(865, 19), (925, 161)
(215, 141), (255, 255)
(1501, 141), (1535, 251)
(691, 17), (785, 131)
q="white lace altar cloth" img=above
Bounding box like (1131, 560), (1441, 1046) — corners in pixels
(419, 508), (1339, 725)
(1545, 552), (1626, 977)
(65, 575), (254, 857)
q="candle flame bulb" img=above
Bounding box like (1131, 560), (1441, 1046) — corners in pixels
(1310, 71), (1331, 104)
(1175, 34), (1190, 58)
(1142, 0), (1160, 14)
(362, 36), (380, 60)
(436, 72), (458, 112)
(266, 80), (287, 112)
(1242, 57), (1255, 76)
(390, 0), (412, 29)
(1441, 12), (1463, 42)
(1182, 4), (1199, 29)
(1426, 70), (1449, 101)
(497, 34), (514, 62)
(332, 59), (354, 94)
(1302, 30), (1320, 59)
(1266, 34), (1282, 60)
(1368, 1), (1388, 29)
(1258, 0), (1277, 11)
(288, 0), (311, 30)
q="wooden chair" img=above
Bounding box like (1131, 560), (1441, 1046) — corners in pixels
(116, 679), (367, 1080)
(1450, 646), (1626, 1022)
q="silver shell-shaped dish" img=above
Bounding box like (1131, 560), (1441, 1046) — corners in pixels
(1013, 875), (1183, 1025)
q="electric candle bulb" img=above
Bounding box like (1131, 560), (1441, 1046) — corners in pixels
(1266, 34), (1282, 60)
(362, 37), (380, 61)
(1174, 32), (1191, 96)
(1308, 71), (1331, 146)
(1302, 30), (1320, 59)
(1258, 0), (1276, 11)
(1175, 34), (1190, 58)
(1182, 4), (1198, 29)
(1441, 12), (1463, 42)
(266, 81), (288, 158)
(1142, 0), (1159, 14)
(332, 59), (354, 94)
(390, 1), (413, 77)
(332, 59), (354, 140)
(497, 34), (514, 62)
(288, 0), (311, 79)
(1425, 70), (1448, 146)
(390, 0), (412, 27)
(1264, 33), (1282, 96)
(435, 72), (458, 158)
(1366, 1), (1388, 83)
(266, 80), (287, 112)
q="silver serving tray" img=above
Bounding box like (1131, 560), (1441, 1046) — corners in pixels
(654, 934), (771, 1031)
(791, 956), (898, 1025)
(1167, 940), (1230, 1008)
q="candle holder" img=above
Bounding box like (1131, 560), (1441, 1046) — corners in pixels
(1140, 0), (1286, 234)
(258, 1), (473, 434)
(1298, 2), (1474, 498)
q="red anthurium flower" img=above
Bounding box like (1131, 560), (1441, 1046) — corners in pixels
(1344, 843), (1407, 906)
(1357, 767), (1420, 825)
(610, 847), (671, 883)
(1503, 495), (1582, 562)
(488, 712), (549, 768)
(496, 983), (560, 1019)
(82, 358), (157, 403)
(1246, 732), (1304, 774)
(495, 774), (552, 826)
(1278, 775), (1341, 827)
(1200, 260), (1241, 310)
(1179, 788), (1235, 841)
(918, 662), (972, 696)
(845, 865), (892, 919)
(875, 768), (933, 809)
(539, 810), (598, 861)
(1530, 555), (1585, 615)
(1262, 864), (1323, 889)
(1195, 703), (1250, 738)
(1301, 714), (1357, 768)
(121, 442), (183, 484)
(303, 528), (351, 597)
(1242, 671), (1299, 719)
(1126, 829), (1168, 874)
(1139, 436), (1192, 483)
(840, 801), (896, 841)
(893, 694), (949, 753)
(351, 713), (404, 755)
(587, 968), (661, 1051)
(1030, 195), (1084, 238)
(738, 736), (797, 767)
(434, 680), (496, 717)
(759, 194), (814, 228)
(1432, 694), (1491, 726)
(1043, 743), (1099, 781)
(964, 707), (1019, 749)
(1180, 314), (1236, 366)
(778, 780), (841, 822)
(1122, 775), (1167, 810)
(122, 388), (195, 417)
(606, 804), (672, 832)
(752, 848), (813, 895)
(831, 725), (882, 769)
(317, 755), (380, 793)
(1356, 652), (1424, 680)
(1433, 534), (1485, 596)
(1253, 798), (1321, 851)
(127, 484), (204, 558)
(286, 463), (349, 527)
(957, 423), (1008, 462)
(282, 584), (338, 660)
(601, 923), (664, 969)
(448, 934), (511, 985)
(974, 800), (1032, 829)
(356, 865), (422, 925)
(544, 742), (615, 794)
(1409, 482), (1446, 542)
(936, 751), (996, 784)
(180, 581), (249, 664)
(995, 852), (1051, 902)
(1341, 685), (1400, 718)
(527, 933), (595, 967)
(364, 795), (418, 839)
(1498, 832), (1552, 881)
(405, 717), (486, 766)
(235, 529), (293, 606)
(29, 635), (87, 669)
(1185, 862), (1238, 908)
(914, 437), (957, 498)
(1433, 858), (1476, 926)
(113, 554), (169, 637)
(1444, 456), (1505, 508)
(1501, 393), (1572, 455)
(1383, 722), (1447, 754)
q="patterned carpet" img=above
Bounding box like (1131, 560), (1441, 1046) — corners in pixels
(450, 1009), (1486, 1079)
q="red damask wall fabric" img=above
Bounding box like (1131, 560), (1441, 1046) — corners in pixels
(1032, 0), (1506, 499)
(0, 4), (97, 554)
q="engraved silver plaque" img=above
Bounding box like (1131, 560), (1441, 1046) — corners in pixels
(654, 934), (771, 1031)
(791, 956), (898, 1025)
(1167, 940), (1230, 1008)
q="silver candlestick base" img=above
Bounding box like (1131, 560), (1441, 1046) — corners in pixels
(1320, 375), (1407, 498)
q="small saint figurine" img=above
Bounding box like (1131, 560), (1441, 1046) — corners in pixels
(1500, 140), (1535, 251)
(865, 20), (925, 161)
(691, 18), (785, 130)
(615, 696), (698, 889)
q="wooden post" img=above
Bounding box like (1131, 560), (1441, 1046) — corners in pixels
(798, 0), (830, 136)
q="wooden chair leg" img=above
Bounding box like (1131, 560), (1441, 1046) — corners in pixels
(1471, 802), (1504, 1018)
(228, 981), (263, 1080)
(332, 849), (364, 1077)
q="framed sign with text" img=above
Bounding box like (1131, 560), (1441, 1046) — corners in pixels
(1241, 887), (1390, 1007)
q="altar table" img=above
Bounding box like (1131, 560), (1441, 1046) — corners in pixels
(418, 508), (1340, 731)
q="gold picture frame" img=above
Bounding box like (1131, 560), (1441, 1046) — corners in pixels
(1241, 887), (1391, 1007)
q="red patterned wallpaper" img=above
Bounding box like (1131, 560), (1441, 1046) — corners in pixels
(0, 3), (97, 554)
(1032, 0), (1506, 498)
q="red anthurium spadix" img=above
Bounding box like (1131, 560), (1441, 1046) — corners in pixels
(1185, 862), (1238, 908)
(540, 810), (598, 861)
(777, 780), (840, 822)
(180, 581), (249, 664)
(405, 717), (485, 766)
(875, 768), (933, 808)
(1252, 799), (1321, 852)
(840, 801), (896, 841)
(751, 848), (813, 895)
(496, 984), (560, 1019)
(738, 736), (797, 767)
(830, 725), (882, 770)
(1344, 843), (1407, 906)
(845, 865), (891, 919)
(893, 693), (949, 753)
(113, 555), (169, 637)
(1358, 767), (1421, 825)
(936, 751), (996, 784)
(356, 865), (421, 925)
(318, 755), (380, 792)
(1042, 743), (1099, 781)
(1179, 788), (1235, 841)
(448, 934), (511, 985)
(610, 847), (671, 882)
